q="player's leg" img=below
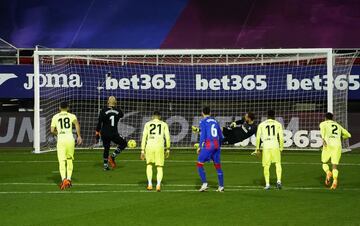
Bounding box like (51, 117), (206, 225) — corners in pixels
(321, 146), (332, 186)
(146, 149), (155, 190)
(197, 149), (210, 192)
(211, 149), (224, 192)
(221, 127), (231, 144)
(110, 134), (127, 166)
(155, 149), (165, 191)
(221, 127), (240, 145)
(102, 136), (111, 170)
(330, 148), (342, 189)
(262, 149), (271, 190)
(272, 148), (282, 189)
(65, 140), (75, 187)
(57, 142), (67, 190)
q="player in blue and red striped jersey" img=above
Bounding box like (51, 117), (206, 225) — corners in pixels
(196, 106), (224, 192)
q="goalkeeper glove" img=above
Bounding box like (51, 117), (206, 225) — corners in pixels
(230, 121), (237, 128)
(95, 131), (101, 143)
(191, 126), (200, 133)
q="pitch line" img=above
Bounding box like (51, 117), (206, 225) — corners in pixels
(0, 182), (259, 188)
(0, 187), (359, 194)
(0, 159), (360, 166)
(0, 182), (360, 192)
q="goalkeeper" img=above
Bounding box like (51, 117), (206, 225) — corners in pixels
(192, 112), (257, 145)
(95, 96), (127, 170)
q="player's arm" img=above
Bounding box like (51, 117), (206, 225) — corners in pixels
(278, 123), (284, 151)
(50, 116), (57, 135)
(73, 117), (82, 145)
(230, 116), (244, 127)
(199, 121), (206, 147)
(252, 124), (262, 157)
(140, 124), (148, 160)
(255, 124), (262, 150)
(119, 109), (124, 118)
(95, 110), (103, 142)
(217, 124), (223, 143)
(164, 123), (171, 158)
(319, 122), (327, 147)
(341, 126), (351, 140)
(197, 121), (206, 154)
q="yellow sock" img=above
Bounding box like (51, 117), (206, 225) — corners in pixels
(66, 159), (73, 180)
(322, 163), (330, 174)
(332, 169), (339, 180)
(264, 165), (270, 186)
(146, 164), (153, 185)
(59, 160), (66, 180)
(275, 163), (282, 182)
(157, 166), (163, 186)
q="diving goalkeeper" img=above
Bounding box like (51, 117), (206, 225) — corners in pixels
(192, 112), (257, 145)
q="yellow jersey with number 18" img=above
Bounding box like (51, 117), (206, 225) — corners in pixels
(51, 111), (77, 142)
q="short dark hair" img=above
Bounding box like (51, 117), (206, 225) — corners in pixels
(60, 101), (69, 109)
(325, 112), (333, 120)
(153, 110), (161, 117)
(202, 106), (211, 115)
(247, 111), (255, 121)
(267, 109), (275, 119)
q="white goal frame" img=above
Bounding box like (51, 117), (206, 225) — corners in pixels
(33, 48), (334, 153)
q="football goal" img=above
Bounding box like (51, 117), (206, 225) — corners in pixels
(33, 48), (357, 153)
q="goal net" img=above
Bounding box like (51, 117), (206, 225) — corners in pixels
(33, 49), (357, 153)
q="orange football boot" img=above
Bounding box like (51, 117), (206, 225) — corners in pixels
(108, 156), (116, 169)
(330, 180), (338, 190)
(156, 185), (161, 192)
(325, 171), (332, 186)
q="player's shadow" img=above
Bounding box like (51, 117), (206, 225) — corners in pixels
(47, 174), (60, 184)
(92, 162), (126, 169)
(252, 178), (264, 186)
(316, 175), (326, 186)
(47, 175), (78, 184)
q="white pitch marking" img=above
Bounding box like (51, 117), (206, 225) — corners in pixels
(0, 187), (359, 194)
(0, 182), (359, 191)
(0, 159), (360, 166)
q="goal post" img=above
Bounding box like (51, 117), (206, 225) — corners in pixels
(33, 48), (356, 153)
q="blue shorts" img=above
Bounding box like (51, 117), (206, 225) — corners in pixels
(198, 148), (221, 164)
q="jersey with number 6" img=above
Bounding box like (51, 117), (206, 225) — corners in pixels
(51, 111), (78, 141)
(199, 116), (223, 150)
(141, 119), (171, 151)
(96, 107), (124, 136)
(256, 119), (284, 150)
(319, 120), (351, 149)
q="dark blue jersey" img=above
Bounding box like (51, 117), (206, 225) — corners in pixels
(199, 116), (223, 150)
(96, 107), (124, 136)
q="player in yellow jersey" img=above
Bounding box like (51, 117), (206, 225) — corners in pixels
(320, 112), (351, 189)
(50, 102), (82, 190)
(255, 110), (284, 190)
(140, 111), (171, 192)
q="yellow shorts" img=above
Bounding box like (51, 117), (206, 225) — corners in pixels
(57, 139), (75, 161)
(262, 148), (281, 167)
(146, 148), (164, 166)
(321, 146), (341, 165)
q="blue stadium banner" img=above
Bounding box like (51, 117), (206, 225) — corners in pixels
(0, 65), (359, 100)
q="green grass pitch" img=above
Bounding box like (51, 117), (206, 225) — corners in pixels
(0, 149), (360, 226)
